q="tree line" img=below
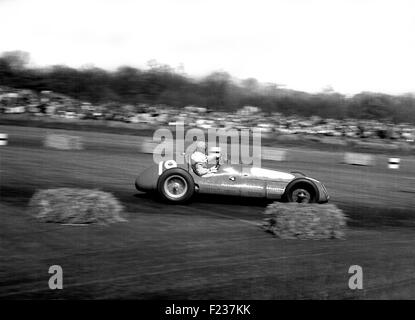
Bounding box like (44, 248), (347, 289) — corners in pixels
(1, 51), (414, 123)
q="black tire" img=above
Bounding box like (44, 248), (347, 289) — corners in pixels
(286, 183), (316, 203)
(157, 168), (195, 203)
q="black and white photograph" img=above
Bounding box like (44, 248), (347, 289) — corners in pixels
(1, 0), (415, 304)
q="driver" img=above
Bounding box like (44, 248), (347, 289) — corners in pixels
(190, 141), (219, 177)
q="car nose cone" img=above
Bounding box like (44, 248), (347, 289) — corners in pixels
(135, 165), (158, 192)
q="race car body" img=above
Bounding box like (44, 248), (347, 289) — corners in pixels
(135, 158), (330, 204)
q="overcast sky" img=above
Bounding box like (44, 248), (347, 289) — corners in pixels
(0, 0), (414, 95)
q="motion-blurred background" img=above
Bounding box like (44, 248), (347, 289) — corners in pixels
(0, 50), (414, 150)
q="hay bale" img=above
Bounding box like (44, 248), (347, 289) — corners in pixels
(44, 134), (83, 150)
(28, 188), (126, 225)
(343, 152), (373, 166)
(262, 202), (346, 239)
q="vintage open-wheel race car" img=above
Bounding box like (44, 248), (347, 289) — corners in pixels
(135, 148), (330, 204)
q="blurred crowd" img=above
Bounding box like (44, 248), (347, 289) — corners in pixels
(1, 86), (414, 143)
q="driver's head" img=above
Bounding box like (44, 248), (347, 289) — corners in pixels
(195, 141), (206, 153)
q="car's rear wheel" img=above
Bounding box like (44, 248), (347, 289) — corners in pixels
(287, 184), (316, 203)
(157, 168), (195, 203)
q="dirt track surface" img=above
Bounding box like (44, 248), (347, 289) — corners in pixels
(1, 125), (415, 299)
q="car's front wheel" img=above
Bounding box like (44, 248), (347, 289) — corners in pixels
(157, 168), (195, 203)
